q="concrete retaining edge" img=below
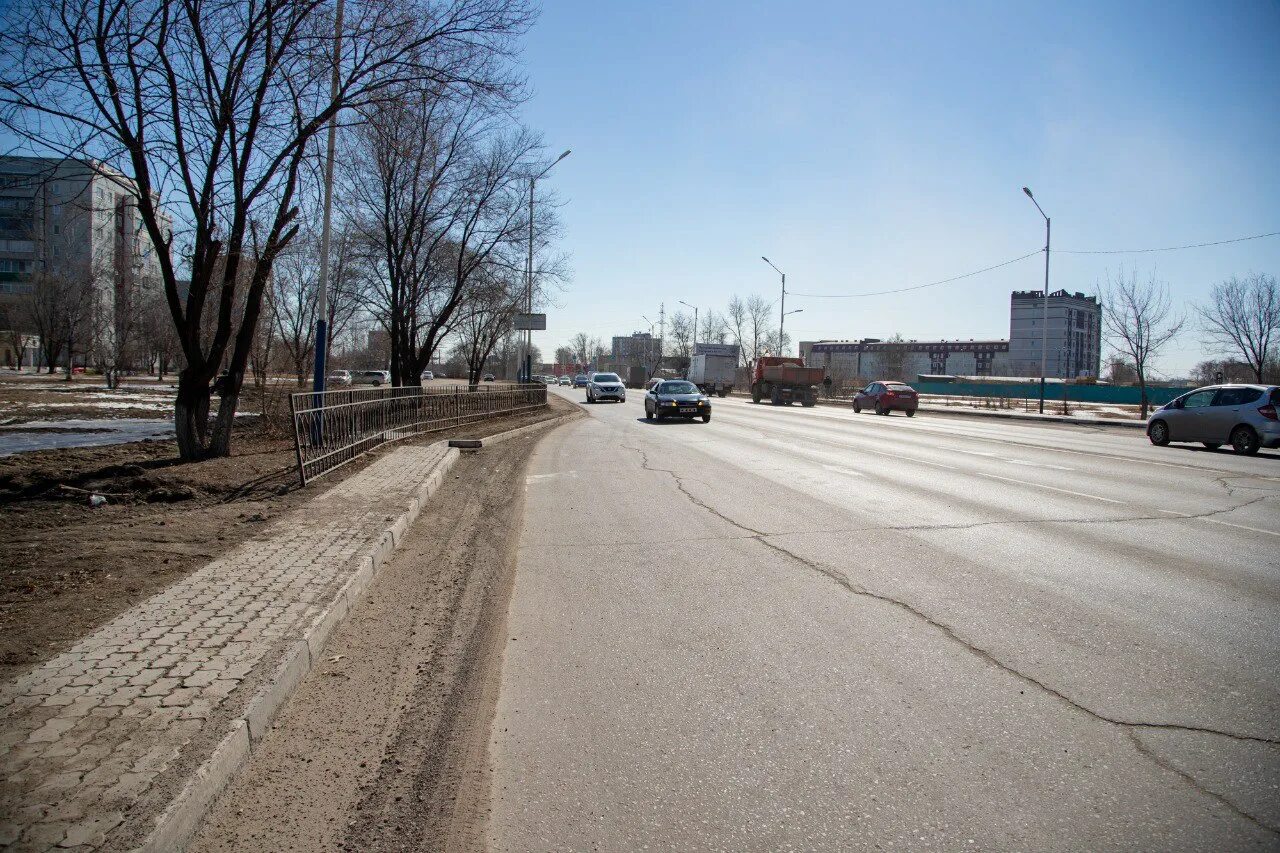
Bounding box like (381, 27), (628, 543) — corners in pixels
(133, 443), (461, 853)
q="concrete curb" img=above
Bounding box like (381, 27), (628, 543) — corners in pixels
(134, 443), (462, 852)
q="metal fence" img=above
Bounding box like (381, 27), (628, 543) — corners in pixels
(289, 383), (548, 485)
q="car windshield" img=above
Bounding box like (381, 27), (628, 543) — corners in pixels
(592, 374), (620, 383)
(658, 381), (698, 395)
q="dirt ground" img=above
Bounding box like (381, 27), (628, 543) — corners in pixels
(0, 392), (574, 682)
(188, 417), (565, 853)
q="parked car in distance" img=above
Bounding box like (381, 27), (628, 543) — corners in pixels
(645, 379), (712, 423)
(1147, 384), (1279, 456)
(853, 381), (918, 416)
(586, 372), (626, 403)
(420, 370), (434, 381)
(544, 375), (559, 385)
(327, 369), (352, 386)
(483, 373), (495, 382)
(558, 375), (571, 386)
(353, 369), (391, 387)
(573, 374), (589, 388)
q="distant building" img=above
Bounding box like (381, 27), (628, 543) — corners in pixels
(611, 331), (661, 362)
(1009, 290), (1101, 379)
(0, 156), (171, 364)
(803, 339), (1011, 384)
(801, 289), (1101, 384)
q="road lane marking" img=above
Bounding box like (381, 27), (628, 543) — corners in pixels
(821, 464), (866, 477)
(1197, 518), (1280, 538)
(1005, 459), (1075, 471)
(975, 472), (1127, 504)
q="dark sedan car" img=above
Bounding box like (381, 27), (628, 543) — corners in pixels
(645, 380), (712, 422)
(853, 381), (918, 416)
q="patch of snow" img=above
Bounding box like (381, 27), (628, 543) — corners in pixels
(0, 418), (175, 456)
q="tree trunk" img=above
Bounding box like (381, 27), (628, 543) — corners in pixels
(174, 371), (212, 459)
(208, 389), (239, 458)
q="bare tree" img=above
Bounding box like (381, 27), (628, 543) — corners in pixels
(745, 294), (773, 362)
(1196, 273), (1279, 383)
(26, 262), (93, 376)
(726, 296), (747, 365)
(1, 0), (534, 458)
(875, 334), (909, 382)
(554, 346), (574, 369)
(455, 266), (519, 384)
(1100, 268), (1185, 418)
(702, 310), (730, 345)
(569, 332), (592, 369)
(668, 310), (694, 366)
(347, 85), (547, 388)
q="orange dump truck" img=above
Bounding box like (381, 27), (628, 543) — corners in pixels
(750, 356), (825, 406)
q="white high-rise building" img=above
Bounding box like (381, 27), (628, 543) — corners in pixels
(0, 156), (171, 364)
(1008, 290), (1102, 379)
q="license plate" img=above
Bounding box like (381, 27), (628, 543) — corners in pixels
(679, 407), (697, 413)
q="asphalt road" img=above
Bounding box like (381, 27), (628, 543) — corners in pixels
(489, 387), (1280, 851)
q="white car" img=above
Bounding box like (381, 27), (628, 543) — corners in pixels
(327, 369), (352, 386)
(353, 369), (391, 387)
(420, 370), (434, 381)
(586, 372), (626, 403)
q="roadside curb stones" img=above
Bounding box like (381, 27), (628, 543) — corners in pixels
(133, 443), (461, 853)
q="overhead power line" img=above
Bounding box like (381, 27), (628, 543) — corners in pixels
(789, 250), (1042, 299)
(1058, 230), (1280, 254)
(788, 229), (1279, 300)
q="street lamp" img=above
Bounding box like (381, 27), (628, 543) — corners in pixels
(677, 300), (698, 365)
(522, 148), (572, 383)
(761, 256), (787, 355)
(1022, 186), (1051, 414)
(311, 0), (346, 394)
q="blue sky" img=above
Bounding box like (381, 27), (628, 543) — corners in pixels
(519, 0), (1280, 375)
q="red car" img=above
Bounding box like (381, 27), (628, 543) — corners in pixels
(853, 381), (918, 416)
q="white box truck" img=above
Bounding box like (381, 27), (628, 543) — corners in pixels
(688, 344), (740, 397)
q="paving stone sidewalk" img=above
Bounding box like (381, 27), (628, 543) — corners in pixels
(0, 442), (456, 852)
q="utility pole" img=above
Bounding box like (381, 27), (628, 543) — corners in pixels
(658, 302), (666, 377)
(1022, 187), (1051, 414)
(311, 0), (344, 394)
(761, 256), (786, 355)
(678, 300), (698, 368)
(522, 149), (571, 383)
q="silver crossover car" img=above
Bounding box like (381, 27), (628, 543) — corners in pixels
(1147, 384), (1280, 455)
(586, 372), (626, 403)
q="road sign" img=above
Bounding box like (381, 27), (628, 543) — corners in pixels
(694, 342), (740, 358)
(514, 313), (546, 331)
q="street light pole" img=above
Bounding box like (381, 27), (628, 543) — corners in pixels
(1023, 187), (1051, 414)
(761, 256), (786, 355)
(522, 149), (571, 383)
(311, 0), (344, 394)
(678, 300), (698, 368)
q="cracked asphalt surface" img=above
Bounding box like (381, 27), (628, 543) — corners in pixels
(489, 387), (1280, 851)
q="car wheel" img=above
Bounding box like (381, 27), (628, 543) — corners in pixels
(853, 401), (861, 413)
(654, 409), (663, 420)
(905, 409), (916, 418)
(875, 404), (886, 415)
(1148, 419), (1170, 446)
(1201, 442), (1221, 450)
(702, 414), (711, 423)
(1230, 425), (1260, 456)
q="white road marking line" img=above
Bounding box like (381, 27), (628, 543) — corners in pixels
(953, 448), (999, 457)
(1157, 509), (1186, 516)
(976, 472), (1127, 504)
(1196, 518), (1280, 538)
(821, 464), (866, 477)
(1005, 459), (1075, 471)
